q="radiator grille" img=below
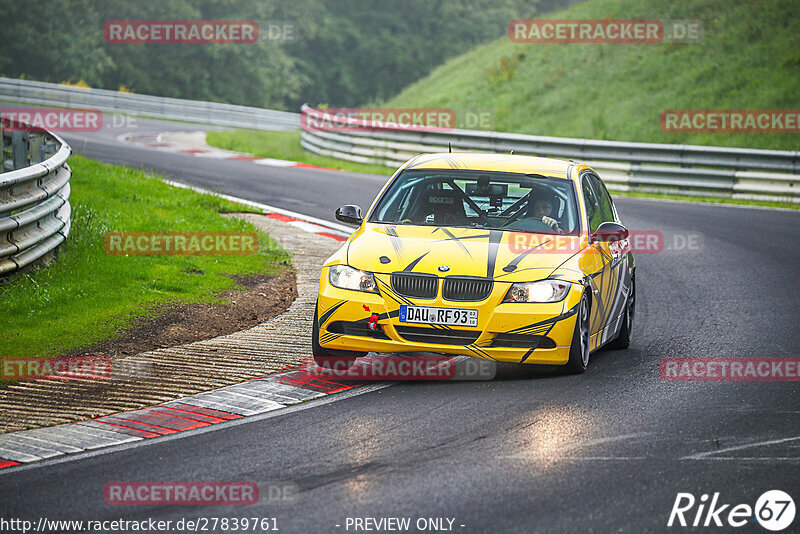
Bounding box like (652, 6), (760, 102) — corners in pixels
(391, 273), (438, 299)
(442, 277), (493, 301)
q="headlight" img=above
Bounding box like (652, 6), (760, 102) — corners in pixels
(503, 280), (571, 303)
(328, 265), (378, 293)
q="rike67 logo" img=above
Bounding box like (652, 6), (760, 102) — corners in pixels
(668, 490), (795, 531)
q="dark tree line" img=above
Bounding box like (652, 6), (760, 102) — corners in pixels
(0, 0), (578, 110)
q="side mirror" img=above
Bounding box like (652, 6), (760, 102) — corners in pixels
(335, 204), (363, 225)
(591, 221), (629, 243)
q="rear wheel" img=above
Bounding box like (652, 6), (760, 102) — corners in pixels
(608, 277), (635, 350)
(563, 293), (590, 374)
(312, 302), (364, 371)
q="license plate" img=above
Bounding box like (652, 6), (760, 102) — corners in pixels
(399, 305), (478, 327)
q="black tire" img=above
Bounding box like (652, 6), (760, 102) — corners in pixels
(608, 277), (635, 350)
(312, 301), (363, 371)
(563, 293), (590, 374)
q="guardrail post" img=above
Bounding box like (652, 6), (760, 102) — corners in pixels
(44, 142), (59, 160)
(11, 131), (28, 170)
(29, 133), (45, 164)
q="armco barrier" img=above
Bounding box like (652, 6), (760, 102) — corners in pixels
(299, 105), (799, 203)
(0, 125), (72, 275)
(0, 77), (299, 131)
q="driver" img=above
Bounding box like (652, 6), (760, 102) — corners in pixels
(528, 192), (562, 233)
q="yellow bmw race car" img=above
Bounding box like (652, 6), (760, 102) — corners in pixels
(313, 153), (635, 374)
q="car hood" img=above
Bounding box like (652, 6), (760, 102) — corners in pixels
(346, 224), (586, 282)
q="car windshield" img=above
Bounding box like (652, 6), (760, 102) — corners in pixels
(369, 169), (581, 235)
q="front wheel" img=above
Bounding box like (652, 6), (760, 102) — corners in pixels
(563, 293), (590, 374)
(312, 301), (364, 371)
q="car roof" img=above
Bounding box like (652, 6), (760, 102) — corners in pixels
(402, 152), (579, 179)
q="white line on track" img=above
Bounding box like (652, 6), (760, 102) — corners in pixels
(681, 435), (800, 460)
(688, 457), (800, 461)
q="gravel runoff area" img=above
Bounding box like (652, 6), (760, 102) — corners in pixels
(0, 214), (341, 434)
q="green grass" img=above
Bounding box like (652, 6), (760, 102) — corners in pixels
(385, 0), (800, 151)
(0, 155), (290, 357)
(206, 129), (393, 176)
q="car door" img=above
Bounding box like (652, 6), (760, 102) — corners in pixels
(585, 172), (629, 344)
(579, 172), (607, 343)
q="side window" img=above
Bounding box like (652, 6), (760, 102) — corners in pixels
(588, 174), (615, 223)
(581, 175), (603, 232)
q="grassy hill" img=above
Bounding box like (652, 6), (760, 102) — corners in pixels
(384, 0), (800, 150)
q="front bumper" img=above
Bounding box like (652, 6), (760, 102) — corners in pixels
(317, 270), (583, 365)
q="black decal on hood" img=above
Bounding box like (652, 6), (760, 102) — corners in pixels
(502, 239), (551, 273)
(486, 229), (503, 279)
(376, 278), (415, 306)
(433, 227), (474, 258)
(382, 226), (404, 261)
(403, 252), (430, 272)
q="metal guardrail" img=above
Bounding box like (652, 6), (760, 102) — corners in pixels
(299, 105), (800, 203)
(0, 77), (300, 131)
(0, 125), (72, 275)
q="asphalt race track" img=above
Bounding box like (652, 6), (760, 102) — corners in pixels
(61, 118), (385, 221)
(2, 119), (798, 532)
